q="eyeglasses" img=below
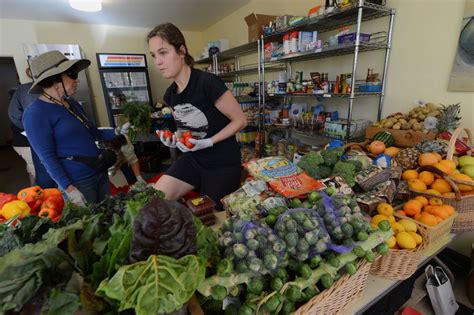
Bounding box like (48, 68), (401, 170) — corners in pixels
(65, 71), (78, 80)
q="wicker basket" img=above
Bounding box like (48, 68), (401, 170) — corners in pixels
(409, 128), (474, 233)
(369, 228), (427, 280)
(294, 260), (371, 315)
(393, 212), (457, 256)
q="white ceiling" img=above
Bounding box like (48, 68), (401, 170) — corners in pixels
(0, 0), (251, 31)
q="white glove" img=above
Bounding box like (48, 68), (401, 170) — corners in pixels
(116, 122), (131, 135)
(160, 133), (177, 148)
(66, 187), (87, 207)
(176, 138), (213, 152)
(136, 175), (146, 184)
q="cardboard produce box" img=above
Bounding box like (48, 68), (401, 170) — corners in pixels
(244, 13), (277, 42)
(365, 126), (436, 147)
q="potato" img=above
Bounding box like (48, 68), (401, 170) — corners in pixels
(384, 120), (394, 128)
(409, 118), (418, 125)
(418, 114), (426, 120)
(411, 113), (419, 119)
(402, 123), (411, 130)
(398, 118), (407, 125)
(393, 123), (401, 130)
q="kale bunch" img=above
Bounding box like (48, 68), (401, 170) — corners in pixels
(129, 198), (197, 262)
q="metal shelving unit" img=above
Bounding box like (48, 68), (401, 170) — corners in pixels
(261, 0), (395, 144)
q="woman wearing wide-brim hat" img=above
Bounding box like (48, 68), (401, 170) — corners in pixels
(23, 50), (120, 206)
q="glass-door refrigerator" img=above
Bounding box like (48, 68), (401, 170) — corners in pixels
(96, 53), (153, 127)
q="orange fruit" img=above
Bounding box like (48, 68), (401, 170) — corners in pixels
(429, 197), (443, 206)
(377, 203), (394, 216)
(402, 170), (419, 181)
(425, 189), (441, 195)
(451, 173), (473, 192)
(433, 152), (443, 162)
(419, 212), (438, 226)
(419, 171), (435, 186)
(414, 213), (422, 220)
(431, 179), (452, 194)
(439, 160), (456, 172)
(419, 153), (439, 166)
(424, 205), (438, 215)
(396, 210), (407, 216)
(439, 204), (455, 216)
(384, 147), (400, 157)
(408, 179), (427, 192)
(403, 200), (422, 216)
(442, 192), (456, 198)
(414, 196), (428, 207)
(432, 207), (449, 219)
(433, 163), (453, 175)
(435, 215), (444, 223)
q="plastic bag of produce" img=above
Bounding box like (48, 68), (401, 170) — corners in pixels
(219, 217), (288, 275)
(274, 208), (331, 261)
(315, 192), (372, 252)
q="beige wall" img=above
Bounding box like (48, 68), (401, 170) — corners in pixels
(0, 18), (204, 126)
(201, 0), (473, 127)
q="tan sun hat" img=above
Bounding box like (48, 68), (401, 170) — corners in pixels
(28, 50), (91, 94)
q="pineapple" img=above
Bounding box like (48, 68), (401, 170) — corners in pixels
(396, 147), (421, 170)
(415, 139), (448, 155)
(436, 103), (461, 132)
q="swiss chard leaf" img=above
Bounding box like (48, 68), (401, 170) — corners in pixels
(47, 289), (80, 315)
(96, 255), (206, 315)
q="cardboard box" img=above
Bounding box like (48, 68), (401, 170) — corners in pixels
(244, 13), (277, 42)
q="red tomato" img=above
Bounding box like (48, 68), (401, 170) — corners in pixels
(182, 131), (192, 138)
(184, 137), (195, 149)
(163, 130), (173, 139)
(179, 137), (185, 144)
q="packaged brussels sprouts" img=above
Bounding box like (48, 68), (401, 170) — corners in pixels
(274, 208), (331, 261)
(218, 217), (288, 275)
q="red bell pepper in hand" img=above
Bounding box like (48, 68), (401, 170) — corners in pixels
(0, 193), (18, 209)
(17, 186), (44, 212)
(41, 195), (65, 213)
(38, 207), (60, 222)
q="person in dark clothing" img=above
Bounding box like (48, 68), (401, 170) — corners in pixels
(148, 23), (247, 208)
(8, 68), (56, 188)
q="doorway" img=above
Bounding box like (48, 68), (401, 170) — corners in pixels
(0, 57), (19, 146)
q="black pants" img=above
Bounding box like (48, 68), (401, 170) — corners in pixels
(165, 153), (241, 210)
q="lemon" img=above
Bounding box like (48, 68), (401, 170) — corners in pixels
(396, 231), (417, 249)
(398, 219), (417, 232)
(408, 232), (423, 245)
(387, 235), (397, 248)
(377, 202), (394, 216)
(371, 214), (389, 227)
(387, 215), (396, 224)
(390, 222), (406, 234)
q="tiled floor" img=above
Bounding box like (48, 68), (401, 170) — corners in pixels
(0, 146), (31, 194)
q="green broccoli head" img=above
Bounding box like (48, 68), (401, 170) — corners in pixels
(321, 147), (345, 167)
(298, 152), (324, 171)
(345, 160), (363, 172)
(331, 161), (356, 187)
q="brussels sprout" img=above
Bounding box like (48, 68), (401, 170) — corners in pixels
(378, 220), (391, 232)
(217, 258), (234, 277)
(271, 277), (284, 291)
(286, 219), (298, 232)
(233, 243), (248, 259)
(335, 208), (345, 217)
(256, 235), (268, 249)
(328, 257), (341, 268)
(304, 231), (319, 246)
(224, 247), (234, 259)
(281, 301), (295, 315)
(341, 223), (354, 238)
(238, 303), (255, 315)
(284, 232), (299, 248)
(317, 207), (326, 217)
(205, 299), (223, 311)
(268, 207), (284, 217)
(352, 245), (366, 257)
(286, 286), (302, 303)
(265, 293), (282, 313)
(288, 258), (301, 272)
(324, 213), (336, 225)
(234, 232), (244, 243)
(264, 253), (279, 271)
(299, 263), (312, 279)
(350, 218), (364, 231)
(304, 285), (320, 299)
(315, 239), (328, 253)
(301, 201), (312, 209)
(365, 249), (375, 263)
(290, 198), (302, 208)
(309, 255), (322, 268)
(325, 186), (336, 196)
(346, 261), (357, 275)
(244, 228), (257, 240)
(267, 233), (278, 243)
(247, 278), (264, 295)
(246, 239), (259, 251)
(235, 260), (248, 273)
(273, 239), (286, 253)
(247, 250), (257, 258)
(297, 251), (309, 262)
(331, 230), (344, 241)
(356, 231), (369, 241)
(339, 217), (349, 224)
(224, 303), (239, 315)
(276, 223), (286, 234)
(274, 267), (289, 282)
(258, 227), (269, 236)
(376, 242), (389, 255)
(342, 238), (355, 246)
(297, 239), (310, 252)
(229, 284), (243, 297)
(211, 285), (227, 300)
(222, 220), (233, 232)
(307, 191), (322, 204)
(223, 236), (235, 247)
(320, 273), (334, 289)
(248, 257), (263, 273)
(302, 218), (316, 231)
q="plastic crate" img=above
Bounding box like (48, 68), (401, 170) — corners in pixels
(359, 84), (383, 92)
(338, 32), (371, 44)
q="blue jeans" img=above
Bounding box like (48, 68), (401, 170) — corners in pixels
(73, 172), (109, 204)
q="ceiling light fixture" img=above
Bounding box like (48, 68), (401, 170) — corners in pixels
(69, 0), (102, 12)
